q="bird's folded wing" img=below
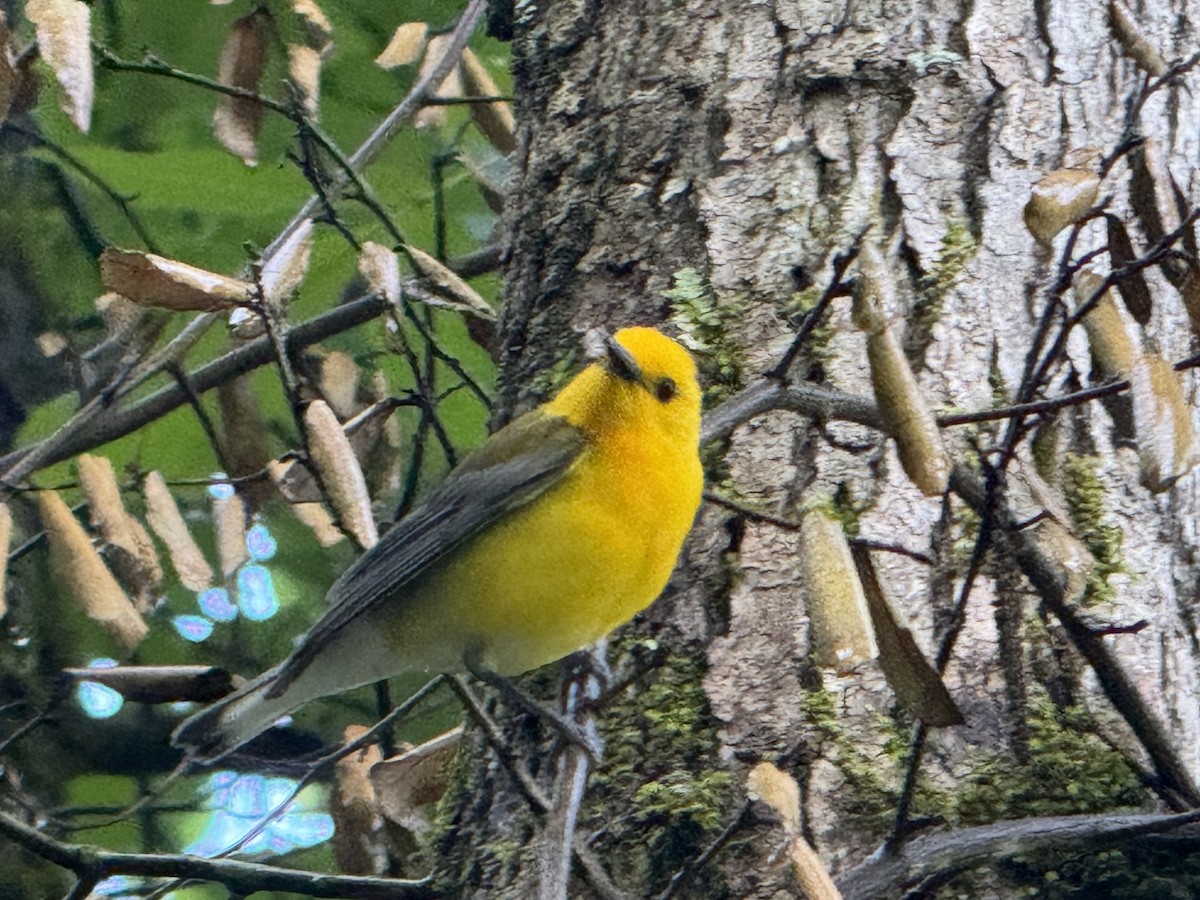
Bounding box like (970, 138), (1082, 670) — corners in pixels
(268, 411), (586, 696)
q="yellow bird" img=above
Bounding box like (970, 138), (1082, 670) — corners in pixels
(173, 327), (704, 758)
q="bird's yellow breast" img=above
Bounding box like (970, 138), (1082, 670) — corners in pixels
(403, 415), (701, 674)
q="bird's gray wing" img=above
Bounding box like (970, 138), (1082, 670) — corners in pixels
(268, 410), (586, 697)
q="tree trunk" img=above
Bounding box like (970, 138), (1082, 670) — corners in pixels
(442, 1), (1200, 896)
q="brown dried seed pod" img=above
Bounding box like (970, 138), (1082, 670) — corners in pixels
(798, 509), (877, 673)
(213, 489), (248, 578)
(143, 472), (214, 592)
(854, 244), (950, 496)
(77, 454), (162, 610)
(38, 490), (147, 651)
(305, 400), (378, 550)
(1023, 168), (1101, 247)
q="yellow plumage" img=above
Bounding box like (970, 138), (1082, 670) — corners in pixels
(173, 326), (703, 758)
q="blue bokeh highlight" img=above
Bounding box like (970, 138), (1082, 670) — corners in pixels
(198, 586), (238, 622)
(236, 565), (279, 621)
(77, 658), (123, 719)
(187, 771), (334, 857)
(173, 615), (214, 643)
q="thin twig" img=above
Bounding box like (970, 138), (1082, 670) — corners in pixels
(767, 236), (865, 380)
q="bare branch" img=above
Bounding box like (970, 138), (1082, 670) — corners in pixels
(0, 809), (434, 899)
(838, 809), (1200, 900)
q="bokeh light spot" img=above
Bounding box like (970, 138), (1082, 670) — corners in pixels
(246, 523), (278, 561)
(207, 475), (235, 500)
(237, 565), (279, 621)
(187, 772), (334, 857)
(173, 615), (214, 643)
(77, 658), (123, 719)
(198, 587), (238, 622)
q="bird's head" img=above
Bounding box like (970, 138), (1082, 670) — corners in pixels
(550, 327), (702, 445)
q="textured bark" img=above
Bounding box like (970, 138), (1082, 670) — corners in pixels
(444, 0), (1200, 897)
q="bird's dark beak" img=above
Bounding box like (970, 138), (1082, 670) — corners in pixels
(605, 336), (642, 383)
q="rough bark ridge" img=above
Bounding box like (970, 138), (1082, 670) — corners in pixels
(448, 0), (1200, 897)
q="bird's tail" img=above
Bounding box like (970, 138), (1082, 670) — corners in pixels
(172, 666), (298, 761)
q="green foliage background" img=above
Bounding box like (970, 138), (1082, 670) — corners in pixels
(0, 0), (509, 893)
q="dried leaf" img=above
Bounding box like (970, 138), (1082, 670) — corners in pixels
(36, 331), (68, 357)
(358, 241), (402, 305)
(1030, 518), (1095, 602)
(212, 489), (248, 577)
(799, 509), (877, 673)
(1179, 261), (1200, 337)
(1128, 140), (1175, 253)
(413, 34), (462, 129)
(371, 726), (463, 832)
(268, 460), (345, 547)
(458, 146), (511, 215)
(290, 0), (332, 49)
(1076, 271), (1139, 379)
(1131, 353), (1198, 492)
(747, 762), (801, 835)
(77, 454), (162, 611)
(332, 725), (384, 875)
(1105, 215), (1153, 325)
(459, 48), (515, 154)
(143, 472), (214, 592)
(25, 0), (91, 132)
(321, 351), (361, 420)
(1109, 0), (1168, 76)
(216, 377), (274, 500)
(854, 244), (949, 496)
(101, 249), (253, 312)
(0, 502), (10, 620)
(747, 762), (842, 898)
(0, 16), (16, 126)
(405, 245), (496, 321)
(228, 306), (266, 339)
(287, 43), (322, 118)
(785, 835), (844, 900)
(353, 395), (404, 500)
(1023, 168), (1101, 246)
(259, 217), (314, 305)
(95, 292), (143, 337)
(305, 400), (378, 549)
(1170, 176), (1198, 261)
(39, 490), (147, 651)
(375, 22), (428, 69)
(851, 545), (963, 727)
(64, 664), (234, 703)
(214, 11), (270, 166)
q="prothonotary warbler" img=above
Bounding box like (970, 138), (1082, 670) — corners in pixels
(173, 326), (704, 758)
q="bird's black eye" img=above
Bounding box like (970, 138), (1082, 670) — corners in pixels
(654, 377), (677, 403)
